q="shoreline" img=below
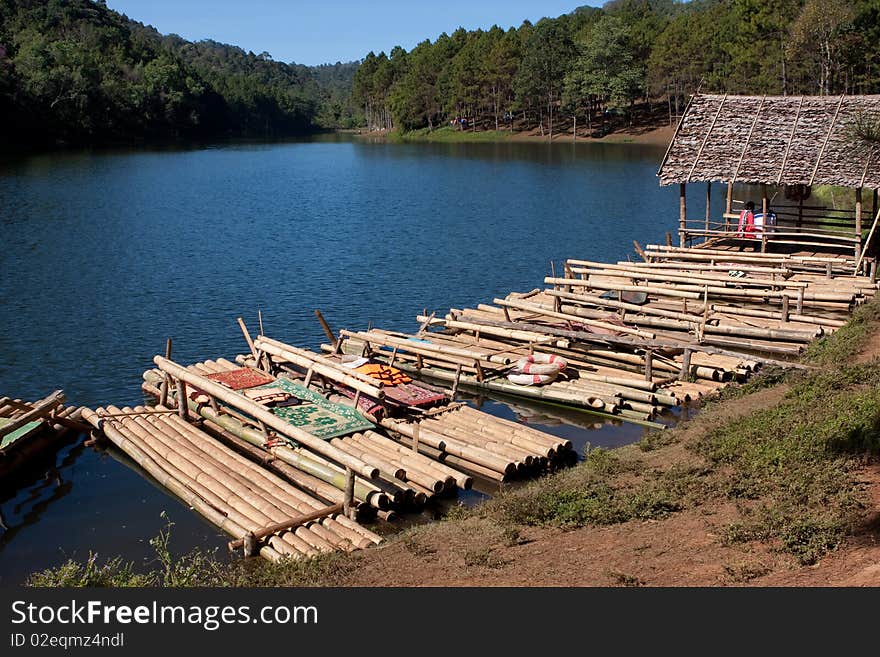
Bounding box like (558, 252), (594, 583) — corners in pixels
(350, 125), (675, 147)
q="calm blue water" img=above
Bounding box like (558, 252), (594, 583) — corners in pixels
(0, 136), (688, 583)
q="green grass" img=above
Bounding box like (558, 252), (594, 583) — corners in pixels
(28, 515), (357, 587)
(695, 362), (880, 564)
(477, 448), (703, 528)
(806, 300), (880, 366)
(388, 126), (513, 143)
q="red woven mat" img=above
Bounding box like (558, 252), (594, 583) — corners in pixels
(205, 368), (275, 390)
(383, 383), (446, 407)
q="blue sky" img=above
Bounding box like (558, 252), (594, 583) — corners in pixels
(107, 1), (602, 66)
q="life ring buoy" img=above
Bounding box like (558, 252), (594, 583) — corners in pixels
(507, 370), (559, 386)
(511, 353), (567, 376)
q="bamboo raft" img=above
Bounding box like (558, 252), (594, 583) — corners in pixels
(74, 240), (878, 562)
(80, 323), (573, 562)
(1, 391), (87, 480)
(326, 246), (876, 427)
(81, 403), (382, 562)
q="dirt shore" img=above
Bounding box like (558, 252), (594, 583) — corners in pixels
(323, 332), (880, 588)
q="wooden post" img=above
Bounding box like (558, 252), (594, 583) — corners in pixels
(781, 294), (790, 323)
(796, 287), (804, 314)
(159, 338), (172, 407)
(825, 261), (833, 279)
(797, 194), (804, 229)
(314, 310), (339, 351)
(725, 182), (733, 231)
(761, 185), (768, 215)
(343, 467), (355, 519)
(705, 182), (711, 235)
(679, 183), (687, 247)
(237, 317), (258, 357)
(644, 350), (653, 382)
(451, 364), (463, 400)
(176, 379), (188, 421)
(856, 187), (863, 236)
(856, 187), (863, 263)
(243, 532), (257, 557)
(679, 349), (692, 381)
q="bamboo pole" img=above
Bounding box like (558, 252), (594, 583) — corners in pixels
(544, 276), (702, 300)
(380, 418), (516, 476)
(203, 417), (378, 513)
(359, 430), (473, 489)
(229, 503), (344, 553)
(494, 297), (655, 338)
(445, 314), (811, 369)
(254, 337), (385, 399)
(84, 408), (302, 559)
(117, 406), (341, 553)
(853, 204), (880, 276)
(679, 182), (687, 247)
(153, 408), (377, 548)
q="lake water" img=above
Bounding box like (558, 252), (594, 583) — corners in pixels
(0, 136), (690, 584)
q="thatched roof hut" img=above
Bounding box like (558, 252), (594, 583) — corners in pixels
(657, 94), (880, 188)
(657, 94), (880, 262)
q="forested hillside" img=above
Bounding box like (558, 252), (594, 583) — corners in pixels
(0, 0), (360, 147)
(352, 0), (880, 135)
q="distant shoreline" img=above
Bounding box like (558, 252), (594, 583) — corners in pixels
(348, 124), (675, 146)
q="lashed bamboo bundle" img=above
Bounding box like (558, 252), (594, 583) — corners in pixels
(1, 392), (88, 478)
(143, 362), (451, 510)
(83, 404), (381, 562)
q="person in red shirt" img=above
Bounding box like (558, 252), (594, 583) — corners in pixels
(737, 201), (756, 238)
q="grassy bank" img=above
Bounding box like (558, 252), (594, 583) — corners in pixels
(385, 126), (514, 143)
(370, 124), (673, 145)
(29, 300), (880, 586)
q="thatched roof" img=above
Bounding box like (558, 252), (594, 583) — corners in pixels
(657, 94), (880, 189)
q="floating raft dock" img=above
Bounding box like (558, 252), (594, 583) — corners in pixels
(1, 391), (86, 479)
(329, 245), (876, 427)
(80, 327), (575, 562)
(80, 239), (879, 562)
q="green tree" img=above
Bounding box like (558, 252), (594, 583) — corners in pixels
(789, 0), (856, 94)
(514, 18), (576, 138)
(565, 15), (644, 129)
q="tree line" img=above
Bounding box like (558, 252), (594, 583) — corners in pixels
(0, 0), (361, 147)
(351, 0), (880, 135)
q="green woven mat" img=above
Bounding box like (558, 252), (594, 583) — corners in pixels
(250, 378), (374, 440)
(0, 419), (43, 450)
